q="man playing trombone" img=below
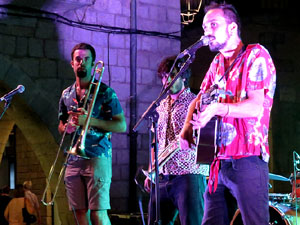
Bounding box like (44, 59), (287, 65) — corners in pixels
(144, 56), (208, 225)
(58, 43), (127, 225)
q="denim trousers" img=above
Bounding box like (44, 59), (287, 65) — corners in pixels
(148, 173), (207, 225)
(202, 156), (269, 225)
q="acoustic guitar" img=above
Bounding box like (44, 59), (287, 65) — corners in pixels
(195, 84), (226, 164)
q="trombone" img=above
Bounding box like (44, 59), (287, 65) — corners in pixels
(41, 61), (105, 206)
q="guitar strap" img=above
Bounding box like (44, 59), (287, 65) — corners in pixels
(209, 45), (248, 193)
(218, 44), (247, 83)
(215, 44), (248, 149)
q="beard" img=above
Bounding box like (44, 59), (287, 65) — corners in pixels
(208, 33), (229, 52)
(77, 67), (87, 78)
(209, 41), (227, 52)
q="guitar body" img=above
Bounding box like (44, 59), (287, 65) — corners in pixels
(196, 116), (218, 164)
(194, 84), (223, 165)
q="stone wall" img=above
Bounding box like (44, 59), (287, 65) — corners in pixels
(0, 0), (181, 223)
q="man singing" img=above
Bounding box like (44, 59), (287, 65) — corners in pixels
(180, 3), (276, 225)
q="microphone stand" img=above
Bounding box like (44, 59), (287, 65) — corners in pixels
(133, 51), (197, 225)
(0, 98), (12, 120)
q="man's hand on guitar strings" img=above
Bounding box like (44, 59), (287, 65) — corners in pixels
(190, 103), (218, 129)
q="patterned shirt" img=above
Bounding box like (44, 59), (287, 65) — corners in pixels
(58, 82), (123, 159)
(200, 44), (276, 162)
(156, 88), (209, 176)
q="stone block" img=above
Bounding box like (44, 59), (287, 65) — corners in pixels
(112, 149), (117, 165)
(103, 47), (117, 66)
(137, 18), (158, 32)
(36, 78), (62, 95)
(0, 55), (12, 80)
(122, 2), (130, 17)
(165, 0), (180, 8)
(110, 181), (129, 198)
(139, 133), (151, 150)
(112, 133), (128, 149)
(45, 40), (61, 59)
(4, 17), (37, 28)
(139, 0), (157, 4)
(94, 0), (109, 11)
(117, 49), (130, 67)
(125, 67), (131, 83)
(167, 8), (180, 24)
(29, 38), (44, 58)
(83, 8), (98, 24)
(110, 198), (128, 212)
(36, 21), (56, 39)
(15, 57), (39, 78)
(9, 26), (34, 37)
(158, 21), (181, 34)
(97, 12), (115, 27)
(73, 27), (92, 43)
(141, 36), (158, 52)
(121, 165), (129, 179)
(125, 35), (130, 49)
(149, 52), (167, 69)
(56, 24), (73, 41)
(112, 166), (121, 180)
(116, 15), (130, 29)
(141, 69), (155, 85)
(157, 38), (171, 52)
(108, 0), (122, 14)
(137, 150), (148, 165)
(170, 39), (181, 51)
(62, 41), (77, 61)
(111, 66), (126, 82)
(117, 150), (129, 165)
(92, 32), (108, 47)
(58, 60), (74, 80)
(0, 23), (9, 34)
(110, 34), (126, 48)
(149, 6), (166, 22)
(2, 63), (24, 86)
(137, 5), (149, 19)
(39, 59), (57, 78)
(0, 34), (15, 55)
(16, 37), (28, 56)
(136, 51), (150, 68)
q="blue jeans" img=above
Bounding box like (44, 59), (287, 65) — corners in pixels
(148, 174), (206, 225)
(202, 156), (269, 225)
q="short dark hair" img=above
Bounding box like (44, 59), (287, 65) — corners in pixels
(157, 55), (191, 87)
(204, 2), (241, 37)
(1, 185), (10, 195)
(71, 43), (96, 62)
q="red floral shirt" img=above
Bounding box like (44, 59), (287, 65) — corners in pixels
(200, 44), (276, 162)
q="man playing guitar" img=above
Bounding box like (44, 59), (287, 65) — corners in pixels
(180, 2), (276, 225)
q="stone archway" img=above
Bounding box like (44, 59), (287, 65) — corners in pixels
(0, 55), (74, 224)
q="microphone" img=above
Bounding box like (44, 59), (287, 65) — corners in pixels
(178, 35), (212, 57)
(0, 85), (25, 102)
